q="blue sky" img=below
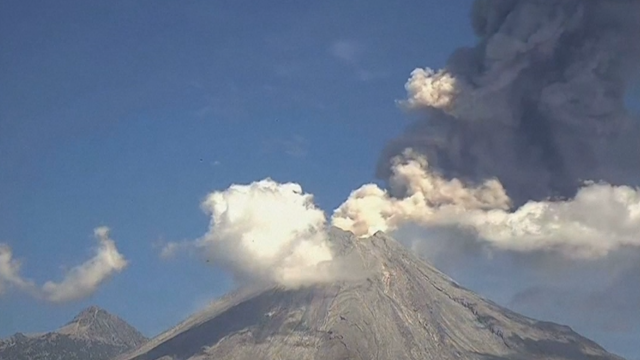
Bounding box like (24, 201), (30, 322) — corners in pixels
(0, 0), (472, 332)
(1, 1), (638, 359)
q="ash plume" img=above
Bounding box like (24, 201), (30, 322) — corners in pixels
(334, 0), (640, 259)
(333, 150), (640, 259)
(379, 0), (640, 206)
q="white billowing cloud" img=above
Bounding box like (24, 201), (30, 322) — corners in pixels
(402, 68), (462, 111)
(332, 149), (510, 237)
(467, 184), (640, 258)
(195, 179), (335, 287)
(333, 150), (640, 259)
(0, 245), (34, 294)
(42, 227), (128, 303)
(386, 150), (511, 210)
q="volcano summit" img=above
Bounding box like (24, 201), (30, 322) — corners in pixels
(120, 229), (623, 360)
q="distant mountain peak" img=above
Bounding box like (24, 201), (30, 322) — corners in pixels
(79, 304), (106, 314)
(68, 305), (110, 323)
(4, 332), (30, 345)
(1, 306), (147, 360)
(56, 306), (146, 348)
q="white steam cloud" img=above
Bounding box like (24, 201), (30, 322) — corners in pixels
(170, 150), (639, 287)
(333, 150), (640, 259)
(333, 149), (510, 237)
(0, 245), (34, 294)
(167, 179), (338, 287)
(42, 227), (128, 303)
(0, 227), (127, 302)
(403, 68), (461, 111)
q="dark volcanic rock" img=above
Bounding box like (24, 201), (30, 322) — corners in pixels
(0, 306), (147, 360)
(120, 228), (624, 360)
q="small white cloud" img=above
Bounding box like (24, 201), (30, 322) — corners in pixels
(0, 245), (34, 294)
(0, 227), (127, 302)
(41, 227), (128, 303)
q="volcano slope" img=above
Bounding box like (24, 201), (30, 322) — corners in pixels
(119, 228), (624, 360)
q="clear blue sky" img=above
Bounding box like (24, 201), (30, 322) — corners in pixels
(1, 1), (637, 359)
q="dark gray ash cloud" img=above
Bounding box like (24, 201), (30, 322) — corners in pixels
(378, 0), (640, 206)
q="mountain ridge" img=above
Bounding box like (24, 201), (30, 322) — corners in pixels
(118, 228), (625, 360)
(0, 305), (147, 360)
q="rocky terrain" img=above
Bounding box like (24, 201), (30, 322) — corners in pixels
(0, 306), (147, 360)
(118, 228), (625, 360)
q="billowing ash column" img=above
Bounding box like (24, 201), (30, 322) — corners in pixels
(379, 0), (640, 206)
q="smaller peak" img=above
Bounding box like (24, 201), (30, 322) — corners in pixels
(60, 305), (119, 335)
(10, 332), (28, 341)
(57, 306), (148, 347)
(81, 305), (106, 313)
(72, 305), (110, 321)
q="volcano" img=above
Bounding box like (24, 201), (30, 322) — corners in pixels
(119, 228), (624, 360)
